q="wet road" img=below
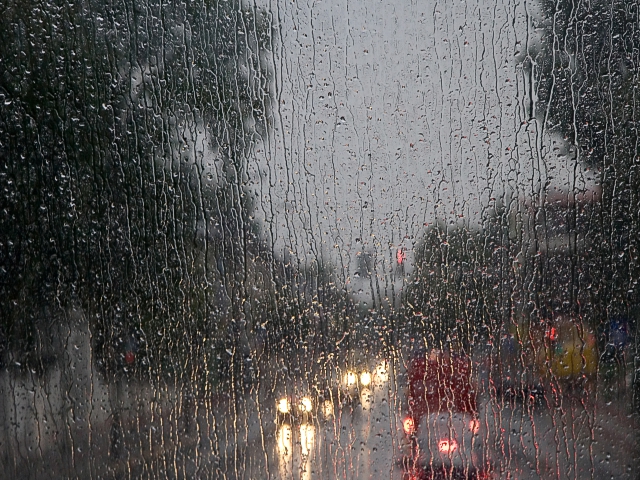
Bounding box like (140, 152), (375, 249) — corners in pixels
(270, 384), (399, 480)
(228, 384), (638, 480)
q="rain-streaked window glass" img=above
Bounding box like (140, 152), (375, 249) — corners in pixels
(1, 0), (639, 478)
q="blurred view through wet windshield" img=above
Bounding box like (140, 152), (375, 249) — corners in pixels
(2, 0), (640, 478)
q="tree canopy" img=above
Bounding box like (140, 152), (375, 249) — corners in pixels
(0, 0), (276, 377)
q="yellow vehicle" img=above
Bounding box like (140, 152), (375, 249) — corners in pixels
(534, 317), (598, 389)
(492, 316), (598, 401)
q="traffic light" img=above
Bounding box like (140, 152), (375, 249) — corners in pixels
(94, 324), (147, 378)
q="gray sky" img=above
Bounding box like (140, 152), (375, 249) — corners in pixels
(240, 0), (598, 303)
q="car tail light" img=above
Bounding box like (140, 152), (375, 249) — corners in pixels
(438, 439), (458, 453)
(403, 417), (415, 435)
(125, 351), (135, 365)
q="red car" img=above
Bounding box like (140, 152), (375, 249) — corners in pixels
(400, 349), (492, 480)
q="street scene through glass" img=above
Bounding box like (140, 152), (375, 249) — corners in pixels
(1, 0), (639, 478)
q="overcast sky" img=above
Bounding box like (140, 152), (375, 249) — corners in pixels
(237, 0), (598, 304)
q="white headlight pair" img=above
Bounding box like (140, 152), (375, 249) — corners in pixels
(343, 370), (372, 387)
(277, 396), (312, 414)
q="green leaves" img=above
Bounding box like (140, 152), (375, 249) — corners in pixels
(0, 0), (274, 374)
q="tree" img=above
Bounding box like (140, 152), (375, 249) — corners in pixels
(0, 0), (275, 378)
(517, 2), (640, 402)
(531, 0), (640, 316)
(401, 219), (501, 351)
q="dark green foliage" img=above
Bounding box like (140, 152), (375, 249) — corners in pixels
(533, 0), (640, 313)
(401, 221), (494, 350)
(535, 0), (639, 166)
(0, 0), (274, 377)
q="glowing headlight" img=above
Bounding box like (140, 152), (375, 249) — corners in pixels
(360, 371), (372, 386)
(277, 398), (291, 414)
(344, 371), (357, 386)
(298, 396), (313, 413)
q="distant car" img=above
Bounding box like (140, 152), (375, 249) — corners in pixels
(275, 392), (316, 425)
(546, 317), (598, 389)
(337, 367), (371, 405)
(487, 316), (598, 403)
(275, 377), (337, 426)
(337, 357), (389, 407)
(488, 325), (545, 401)
(400, 349), (492, 480)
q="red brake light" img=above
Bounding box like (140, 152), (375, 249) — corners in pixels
(403, 417), (415, 435)
(125, 351), (135, 364)
(438, 439), (458, 453)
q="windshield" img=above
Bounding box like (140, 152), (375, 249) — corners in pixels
(1, 0), (639, 478)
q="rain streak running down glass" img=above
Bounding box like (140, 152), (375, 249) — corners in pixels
(1, 0), (639, 479)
